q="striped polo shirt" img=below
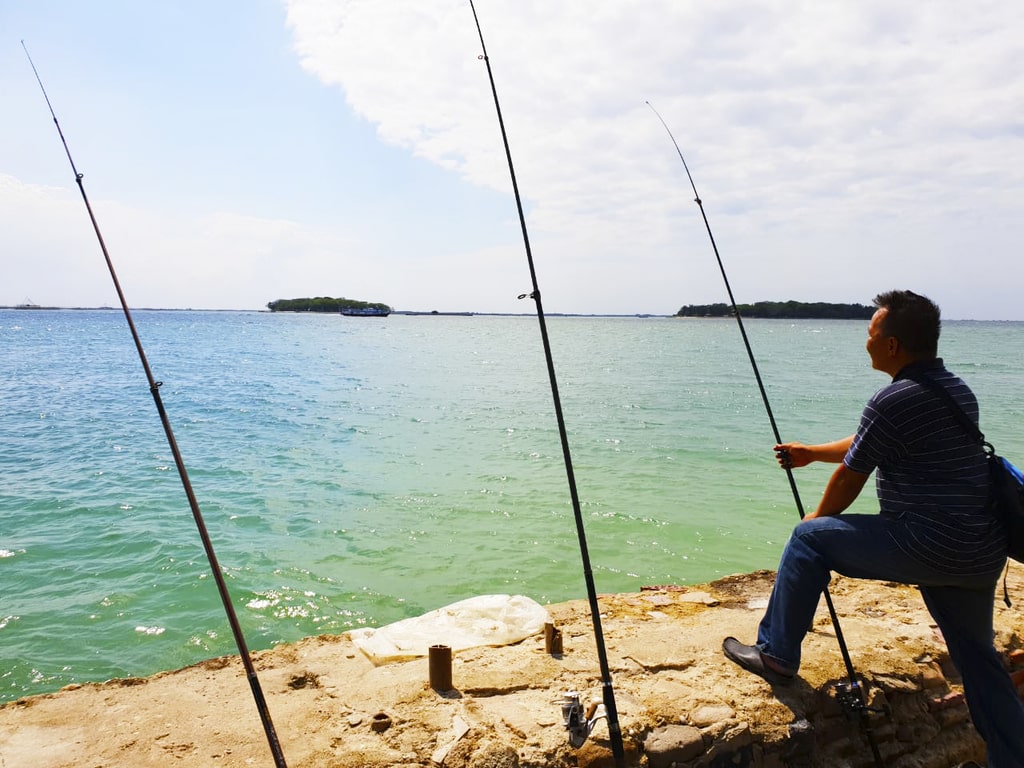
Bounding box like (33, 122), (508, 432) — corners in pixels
(845, 360), (1005, 576)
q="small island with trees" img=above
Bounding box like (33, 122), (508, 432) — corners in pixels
(263, 297), (873, 320)
(676, 301), (875, 319)
(267, 297), (392, 316)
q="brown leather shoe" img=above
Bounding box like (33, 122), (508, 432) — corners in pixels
(722, 637), (796, 685)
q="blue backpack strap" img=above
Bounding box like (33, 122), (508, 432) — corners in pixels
(901, 371), (1014, 606)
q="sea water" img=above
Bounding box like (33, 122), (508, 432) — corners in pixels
(2, 309), (1022, 701)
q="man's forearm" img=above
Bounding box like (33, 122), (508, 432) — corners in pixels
(775, 435), (856, 469)
(810, 436), (856, 463)
(807, 463), (870, 519)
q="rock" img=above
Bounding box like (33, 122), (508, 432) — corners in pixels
(643, 724), (705, 768)
(431, 715), (470, 765)
(689, 704), (736, 727)
(468, 741), (519, 768)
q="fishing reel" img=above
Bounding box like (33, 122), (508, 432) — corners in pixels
(835, 679), (868, 720)
(559, 691), (607, 748)
(834, 678), (886, 722)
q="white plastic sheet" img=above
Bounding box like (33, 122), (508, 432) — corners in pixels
(348, 594), (550, 665)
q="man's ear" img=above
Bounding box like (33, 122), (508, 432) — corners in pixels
(887, 336), (900, 356)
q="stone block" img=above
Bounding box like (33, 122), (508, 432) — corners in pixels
(704, 722), (752, 762)
(920, 661), (947, 690)
(886, 691), (928, 723)
(872, 673), (922, 694)
(934, 706), (971, 728)
(893, 718), (940, 745)
(468, 741), (520, 768)
(690, 704), (736, 727)
(576, 739), (641, 768)
(643, 724), (705, 768)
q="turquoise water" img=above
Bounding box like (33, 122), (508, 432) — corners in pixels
(2, 309), (1022, 701)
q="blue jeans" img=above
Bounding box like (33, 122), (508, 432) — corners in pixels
(756, 513), (1024, 768)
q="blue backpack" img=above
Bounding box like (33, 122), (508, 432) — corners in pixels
(991, 455), (1024, 564)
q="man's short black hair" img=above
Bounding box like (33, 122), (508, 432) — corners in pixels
(873, 290), (941, 359)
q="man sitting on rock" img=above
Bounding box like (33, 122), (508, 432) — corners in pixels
(722, 290), (1024, 768)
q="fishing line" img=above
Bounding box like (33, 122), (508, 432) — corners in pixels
(647, 101), (884, 768)
(466, 4), (625, 764)
(22, 42), (289, 768)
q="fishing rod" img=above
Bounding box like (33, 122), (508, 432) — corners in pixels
(647, 102), (884, 768)
(467, 4), (625, 765)
(22, 42), (289, 768)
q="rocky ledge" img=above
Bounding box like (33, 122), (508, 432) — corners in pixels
(1, 570), (1022, 768)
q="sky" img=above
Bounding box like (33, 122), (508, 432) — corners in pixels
(2, 1), (1023, 319)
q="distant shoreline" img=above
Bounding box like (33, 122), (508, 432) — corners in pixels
(1, 306), (1015, 321)
(0, 305), (669, 317)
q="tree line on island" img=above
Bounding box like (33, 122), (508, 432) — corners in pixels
(676, 301), (875, 319)
(265, 297), (872, 319)
(267, 297), (392, 314)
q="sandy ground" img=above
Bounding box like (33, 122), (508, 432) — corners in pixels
(1, 570), (1021, 768)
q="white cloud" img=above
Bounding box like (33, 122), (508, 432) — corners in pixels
(281, 0), (1024, 317)
(4, 1), (1023, 317)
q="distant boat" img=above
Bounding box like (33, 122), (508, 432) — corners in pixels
(340, 306), (390, 317)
